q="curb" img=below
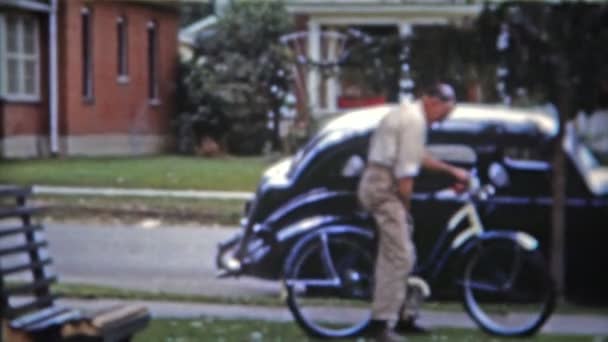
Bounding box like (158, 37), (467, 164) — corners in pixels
(33, 185), (254, 201)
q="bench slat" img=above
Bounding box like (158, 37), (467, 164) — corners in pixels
(7, 295), (59, 318)
(98, 313), (150, 341)
(0, 206), (41, 219)
(0, 186), (31, 198)
(4, 275), (57, 296)
(9, 304), (68, 329)
(0, 240), (48, 257)
(25, 309), (83, 332)
(0, 224), (43, 238)
(1, 258), (54, 276)
(60, 307), (150, 340)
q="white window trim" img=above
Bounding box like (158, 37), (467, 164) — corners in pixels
(0, 13), (41, 102)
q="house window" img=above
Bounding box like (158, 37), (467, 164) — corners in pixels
(147, 20), (159, 103)
(82, 7), (93, 100)
(117, 16), (128, 82)
(0, 14), (40, 101)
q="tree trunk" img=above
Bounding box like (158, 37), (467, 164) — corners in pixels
(550, 66), (570, 299)
(551, 134), (566, 298)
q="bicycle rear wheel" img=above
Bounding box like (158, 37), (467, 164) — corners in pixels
(462, 240), (556, 336)
(283, 229), (374, 338)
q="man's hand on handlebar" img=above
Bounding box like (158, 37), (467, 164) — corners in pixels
(449, 166), (471, 194)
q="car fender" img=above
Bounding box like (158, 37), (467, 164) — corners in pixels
(275, 214), (374, 244)
(263, 188), (361, 228)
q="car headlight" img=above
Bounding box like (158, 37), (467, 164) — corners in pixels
(488, 162), (510, 188)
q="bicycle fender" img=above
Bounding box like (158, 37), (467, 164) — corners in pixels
(457, 230), (540, 256)
(283, 224), (375, 275)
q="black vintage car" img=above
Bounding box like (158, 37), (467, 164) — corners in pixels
(217, 103), (608, 303)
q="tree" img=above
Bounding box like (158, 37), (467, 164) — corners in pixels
(478, 1), (608, 298)
(176, 1), (293, 155)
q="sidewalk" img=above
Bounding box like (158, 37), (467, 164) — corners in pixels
(33, 185), (254, 200)
(57, 298), (608, 336)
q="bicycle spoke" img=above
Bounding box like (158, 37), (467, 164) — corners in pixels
(466, 280), (501, 293)
(320, 233), (340, 281)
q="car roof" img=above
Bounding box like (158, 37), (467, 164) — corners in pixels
(319, 102), (559, 139)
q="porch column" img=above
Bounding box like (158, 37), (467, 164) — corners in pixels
(398, 23), (414, 102)
(325, 29), (339, 113)
(307, 21), (321, 116)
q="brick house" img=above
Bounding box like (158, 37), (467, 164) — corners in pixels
(0, 0), (178, 158)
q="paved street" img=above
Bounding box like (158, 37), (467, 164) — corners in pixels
(46, 222), (281, 300)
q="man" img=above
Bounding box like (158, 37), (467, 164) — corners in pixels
(358, 83), (469, 341)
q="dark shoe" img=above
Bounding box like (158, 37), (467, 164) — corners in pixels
(394, 318), (430, 335)
(363, 320), (407, 342)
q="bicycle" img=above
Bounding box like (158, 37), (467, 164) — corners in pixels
(282, 172), (556, 338)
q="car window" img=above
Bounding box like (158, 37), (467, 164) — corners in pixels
(427, 144), (477, 164)
(287, 130), (351, 179)
(341, 155), (365, 178)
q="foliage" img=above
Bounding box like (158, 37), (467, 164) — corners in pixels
(342, 31), (402, 101)
(176, 1), (293, 155)
(477, 2), (608, 113)
(179, 1), (214, 28)
(341, 26), (494, 103)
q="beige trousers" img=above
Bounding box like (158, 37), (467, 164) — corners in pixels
(358, 165), (417, 322)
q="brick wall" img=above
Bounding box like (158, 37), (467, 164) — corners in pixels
(58, 0), (178, 155)
(1, 1), (178, 157)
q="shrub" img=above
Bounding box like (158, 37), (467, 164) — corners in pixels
(176, 1), (293, 155)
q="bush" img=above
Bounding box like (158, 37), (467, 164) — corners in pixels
(176, 1), (293, 155)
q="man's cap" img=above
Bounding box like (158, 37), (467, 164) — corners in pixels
(426, 83), (456, 103)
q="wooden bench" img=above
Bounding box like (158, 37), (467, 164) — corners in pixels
(0, 185), (150, 342)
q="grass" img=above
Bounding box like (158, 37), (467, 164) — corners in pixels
(0, 155), (272, 191)
(134, 319), (604, 342)
(51, 282), (283, 307)
(32, 195), (246, 226)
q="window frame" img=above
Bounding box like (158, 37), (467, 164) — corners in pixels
(0, 13), (41, 102)
(82, 6), (94, 101)
(147, 20), (160, 104)
(117, 15), (129, 83)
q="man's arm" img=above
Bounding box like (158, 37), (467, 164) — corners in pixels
(422, 151), (470, 184)
(397, 177), (415, 211)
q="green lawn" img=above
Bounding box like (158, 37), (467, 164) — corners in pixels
(135, 319), (603, 342)
(0, 155), (272, 191)
(33, 195), (246, 226)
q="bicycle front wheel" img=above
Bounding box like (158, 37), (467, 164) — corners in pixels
(283, 230), (374, 338)
(462, 239), (556, 337)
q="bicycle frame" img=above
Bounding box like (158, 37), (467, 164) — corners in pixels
(415, 199), (483, 280)
(413, 187), (540, 292)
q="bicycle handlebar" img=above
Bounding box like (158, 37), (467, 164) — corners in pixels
(464, 168), (495, 201)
